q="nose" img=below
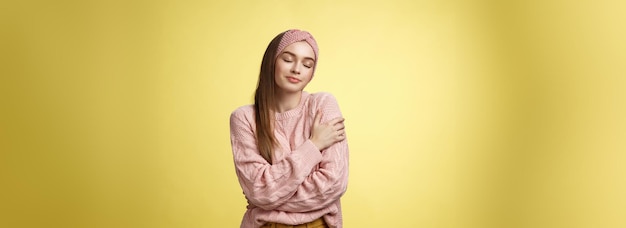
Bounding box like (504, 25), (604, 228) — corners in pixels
(290, 63), (301, 75)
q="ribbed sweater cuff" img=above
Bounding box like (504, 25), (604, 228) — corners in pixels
(296, 140), (323, 174)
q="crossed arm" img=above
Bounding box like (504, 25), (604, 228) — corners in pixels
(229, 95), (348, 213)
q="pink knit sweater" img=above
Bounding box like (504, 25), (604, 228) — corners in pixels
(229, 91), (349, 228)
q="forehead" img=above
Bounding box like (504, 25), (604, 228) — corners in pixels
(280, 41), (315, 60)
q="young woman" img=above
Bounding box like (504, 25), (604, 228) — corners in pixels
(229, 29), (349, 228)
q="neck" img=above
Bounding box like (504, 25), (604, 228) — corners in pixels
(274, 90), (302, 113)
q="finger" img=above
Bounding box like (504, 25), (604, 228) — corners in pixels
(326, 117), (345, 126)
(336, 129), (345, 136)
(332, 122), (345, 131)
(335, 122), (345, 131)
(313, 111), (322, 125)
(337, 132), (346, 140)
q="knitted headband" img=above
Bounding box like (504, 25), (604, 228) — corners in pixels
(275, 29), (319, 75)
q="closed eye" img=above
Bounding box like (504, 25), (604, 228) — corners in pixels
(303, 60), (314, 68)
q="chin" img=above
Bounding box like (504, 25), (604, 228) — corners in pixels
(283, 89), (304, 94)
(277, 86), (304, 94)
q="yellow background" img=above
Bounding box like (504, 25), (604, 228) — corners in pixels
(1, 0), (625, 227)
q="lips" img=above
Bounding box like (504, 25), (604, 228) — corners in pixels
(286, 76), (301, 83)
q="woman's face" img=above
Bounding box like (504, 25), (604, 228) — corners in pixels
(274, 41), (316, 94)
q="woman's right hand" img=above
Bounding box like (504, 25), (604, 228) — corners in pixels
(309, 111), (346, 151)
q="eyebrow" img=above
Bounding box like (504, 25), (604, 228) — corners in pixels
(282, 51), (315, 62)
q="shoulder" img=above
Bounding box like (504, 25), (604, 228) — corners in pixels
(308, 92), (339, 105)
(230, 105), (255, 123)
(229, 105), (256, 136)
(307, 92), (343, 119)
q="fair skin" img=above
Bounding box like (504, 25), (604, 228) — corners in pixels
(274, 41), (345, 151)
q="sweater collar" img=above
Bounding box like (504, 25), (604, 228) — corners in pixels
(275, 91), (309, 120)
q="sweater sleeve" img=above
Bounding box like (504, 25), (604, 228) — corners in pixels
(275, 93), (350, 212)
(230, 108), (323, 211)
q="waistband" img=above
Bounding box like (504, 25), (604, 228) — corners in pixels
(261, 217), (327, 228)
